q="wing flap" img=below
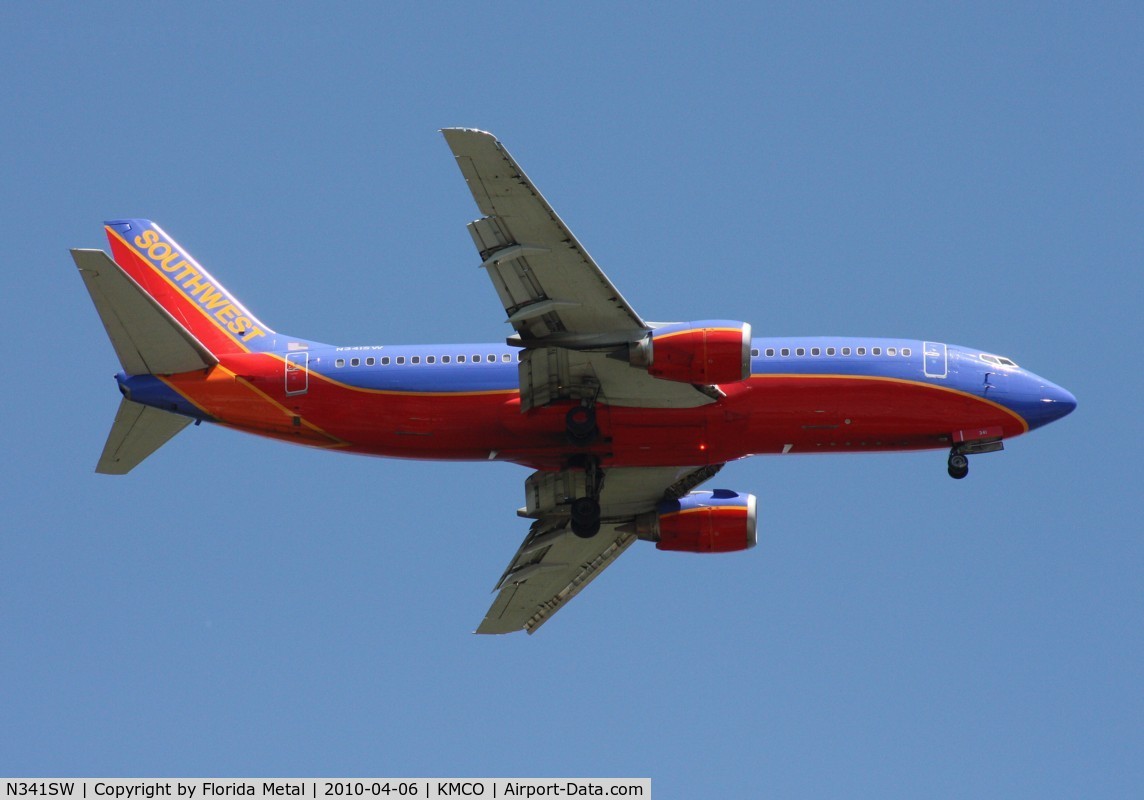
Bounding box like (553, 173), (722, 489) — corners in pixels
(519, 347), (715, 411)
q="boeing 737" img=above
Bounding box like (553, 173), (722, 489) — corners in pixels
(71, 129), (1076, 634)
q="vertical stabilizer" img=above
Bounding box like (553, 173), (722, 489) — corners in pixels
(102, 219), (274, 355)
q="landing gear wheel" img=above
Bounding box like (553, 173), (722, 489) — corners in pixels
(947, 452), (969, 480)
(565, 405), (598, 445)
(570, 497), (601, 538)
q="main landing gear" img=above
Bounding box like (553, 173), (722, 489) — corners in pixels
(570, 496), (602, 538)
(565, 403), (598, 444)
(569, 454), (603, 539)
(564, 399), (603, 537)
(947, 451), (969, 480)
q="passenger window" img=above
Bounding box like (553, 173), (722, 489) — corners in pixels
(857, 347), (866, 356)
(381, 357), (390, 366)
(902, 348), (911, 357)
(887, 347), (896, 356)
(350, 357), (360, 367)
(826, 347), (835, 356)
(811, 347), (821, 356)
(442, 355), (451, 364)
(872, 347), (881, 356)
(411, 356), (420, 364)
(472, 354), (480, 362)
(335, 358), (345, 368)
(765, 348), (775, 357)
(842, 347), (851, 356)
(751, 349), (759, 357)
(396, 356), (405, 365)
(366, 357), (375, 366)
(487, 354), (495, 362)
(796, 347), (806, 356)
(781, 348), (790, 357)
(457, 355), (466, 363)
(502, 353), (511, 363)
(426, 356), (435, 364)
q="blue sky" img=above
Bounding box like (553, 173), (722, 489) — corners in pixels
(2, 3), (1140, 796)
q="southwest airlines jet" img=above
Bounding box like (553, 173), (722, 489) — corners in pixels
(71, 129), (1076, 634)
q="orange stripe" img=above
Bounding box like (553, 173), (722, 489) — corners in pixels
(159, 365), (347, 448)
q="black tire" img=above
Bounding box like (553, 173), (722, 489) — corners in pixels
(570, 497), (601, 538)
(566, 405), (598, 445)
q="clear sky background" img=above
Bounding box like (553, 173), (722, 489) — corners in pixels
(1, 3), (1140, 797)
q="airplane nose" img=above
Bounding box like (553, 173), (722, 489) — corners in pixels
(1040, 382), (1077, 421)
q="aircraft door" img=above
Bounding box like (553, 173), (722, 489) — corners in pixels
(923, 342), (947, 378)
(285, 352), (309, 395)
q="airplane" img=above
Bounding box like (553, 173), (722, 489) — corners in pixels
(70, 128), (1077, 634)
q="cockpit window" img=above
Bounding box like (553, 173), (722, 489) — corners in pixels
(981, 353), (1019, 367)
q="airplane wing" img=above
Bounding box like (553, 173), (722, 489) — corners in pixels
(441, 128), (646, 345)
(444, 130), (730, 632)
(443, 128), (715, 411)
(478, 518), (635, 635)
(478, 465), (722, 634)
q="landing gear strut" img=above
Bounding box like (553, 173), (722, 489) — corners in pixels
(947, 451), (969, 480)
(569, 455), (603, 538)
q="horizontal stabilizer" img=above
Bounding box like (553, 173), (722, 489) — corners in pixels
(71, 249), (217, 375)
(97, 398), (192, 475)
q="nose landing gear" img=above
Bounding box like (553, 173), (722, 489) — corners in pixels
(947, 451), (969, 480)
(946, 436), (1004, 480)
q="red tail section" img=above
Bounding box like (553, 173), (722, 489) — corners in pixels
(104, 219), (274, 355)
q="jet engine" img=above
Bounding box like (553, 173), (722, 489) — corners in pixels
(634, 489), (758, 553)
(629, 320), (752, 385)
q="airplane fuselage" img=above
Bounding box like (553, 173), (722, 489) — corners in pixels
(74, 129), (1077, 632)
(118, 335), (1075, 471)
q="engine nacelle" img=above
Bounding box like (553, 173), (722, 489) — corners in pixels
(630, 320), (752, 385)
(636, 490), (758, 553)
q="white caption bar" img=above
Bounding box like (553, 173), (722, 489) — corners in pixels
(2, 780), (650, 800)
